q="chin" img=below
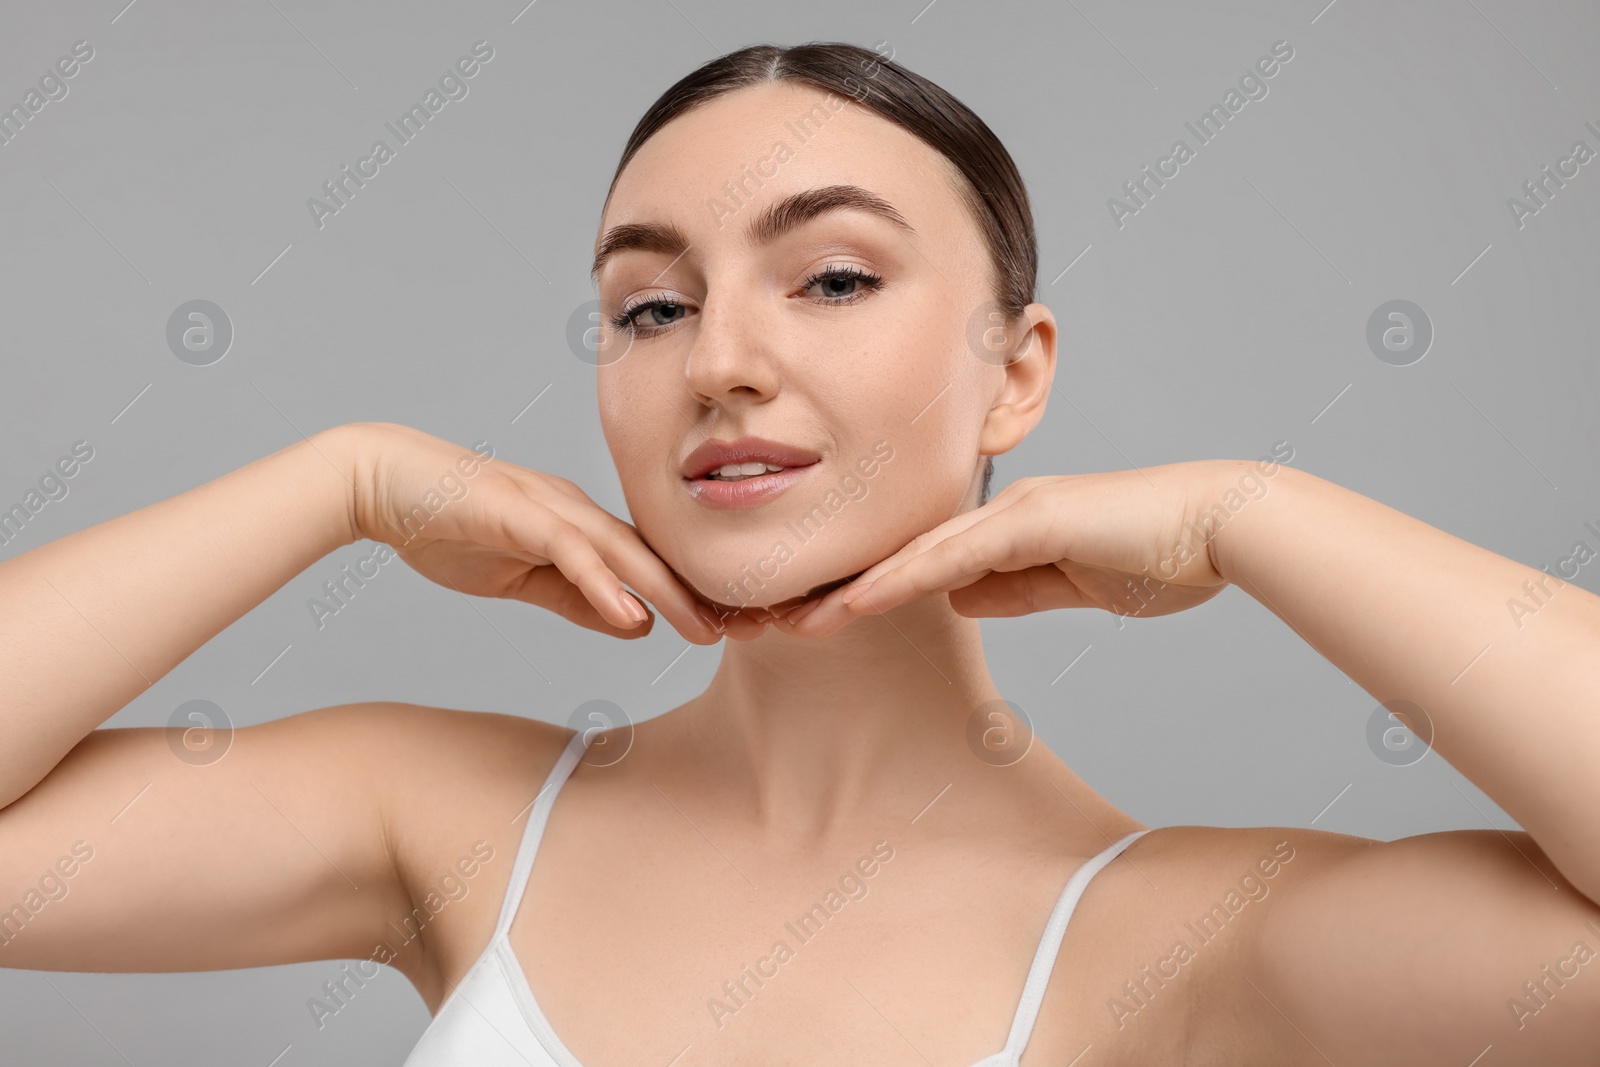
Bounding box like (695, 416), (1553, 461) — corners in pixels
(635, 493), (928, 610)
(692, 563), (867, 611)
(655, 541), (870, 611)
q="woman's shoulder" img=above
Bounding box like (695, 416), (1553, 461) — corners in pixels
(1035, 822), (1382, 1062)
(365, 700), (576, 771)
(322, 700), (578, 819)
(1124, 822), (1375, 866)
(1093, 821), (1381, 920)
(366, 700), (579, 856)
(325, 701), (578, 1005)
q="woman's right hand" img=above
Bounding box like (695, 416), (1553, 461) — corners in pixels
(344, 422), (766, 644)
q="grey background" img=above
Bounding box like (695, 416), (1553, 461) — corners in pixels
(2, 0), (1597, 1061)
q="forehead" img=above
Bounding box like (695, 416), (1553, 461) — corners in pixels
(596, 81), (971, 265)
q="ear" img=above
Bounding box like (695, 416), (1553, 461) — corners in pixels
(977, 302), (1057, 458)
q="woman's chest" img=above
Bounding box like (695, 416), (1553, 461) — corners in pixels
(487, 813), (1204, 1065)
(409, 768), (1290, 1066)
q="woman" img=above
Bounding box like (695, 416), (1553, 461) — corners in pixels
(3, 40), (1597, 1066)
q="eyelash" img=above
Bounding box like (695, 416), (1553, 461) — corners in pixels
(608, 265), (886, 337)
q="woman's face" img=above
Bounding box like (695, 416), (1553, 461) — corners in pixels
(593, 80), (1035, 611)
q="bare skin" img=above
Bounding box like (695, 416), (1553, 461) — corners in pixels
(3, 78), (1599, 1066)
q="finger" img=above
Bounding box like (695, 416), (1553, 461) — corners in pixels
(850, 480), (1038, 587)
(787, 498), (1065, 638)
(541, 501), (728, 645)
(945, 566), (1100, 617)
(771, 568), (927, 639)
(776, 489), (1041, 638)
(844, 492), (1064, 615)
(492, 469), (726, 644)
(725, 616), (772, 641)
(496, 505), (656, 633)
(508, 566), (659, 639)
(833, 524), (1013, 621)
(692, 596), (771, 641)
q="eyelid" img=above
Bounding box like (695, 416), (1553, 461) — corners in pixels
(607, 240), (886, 303)
(618, 288), (676, 314)
(797, 258), (865, 285)
(610, 262), (885, 336)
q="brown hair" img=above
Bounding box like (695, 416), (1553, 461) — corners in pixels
(600, 41), (1040, 505)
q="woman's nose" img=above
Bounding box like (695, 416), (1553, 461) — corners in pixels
(681, 295), (782, 406)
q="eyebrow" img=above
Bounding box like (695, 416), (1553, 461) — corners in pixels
(590, 184), (915, 283)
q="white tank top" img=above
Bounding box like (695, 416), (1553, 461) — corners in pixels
(403, 728), (1150, 1066)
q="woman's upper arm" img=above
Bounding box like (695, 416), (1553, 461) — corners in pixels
(1236, 829), (1600, 1065)
(0, 702), (417, 977)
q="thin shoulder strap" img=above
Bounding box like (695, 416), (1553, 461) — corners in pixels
(1002, 828), (1152, 1056)
(491, 728), (592, 940)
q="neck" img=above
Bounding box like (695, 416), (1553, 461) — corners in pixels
(682, 596), (1002, 835)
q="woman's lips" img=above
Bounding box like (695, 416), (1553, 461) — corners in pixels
(685, 461), (818, 509)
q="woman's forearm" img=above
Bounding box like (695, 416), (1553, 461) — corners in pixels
(0, 425), (360, 809)
(1211, 463), (1600, 904)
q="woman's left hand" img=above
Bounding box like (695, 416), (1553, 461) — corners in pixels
(777, 460), (1264, 637)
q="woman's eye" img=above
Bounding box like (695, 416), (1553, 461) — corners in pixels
(611, 299), (687, 334)
(803, 265), (884, 303)
(607, 266), (883, 338)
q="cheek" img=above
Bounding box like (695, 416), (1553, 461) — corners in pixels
(595, 368), (631, 432)
(847, 352), (982, 490)
(819, 335), (982, 499)
(595, 390), (667, 539)
(866, 432), (972, 533)
(597, 371), (661, 471)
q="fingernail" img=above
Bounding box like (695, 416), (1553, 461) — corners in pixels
(697, 604), (725, 632)
(619, 590), (648, 623)
(841, 580), (876, 604)
(784, 600), (823, 624)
